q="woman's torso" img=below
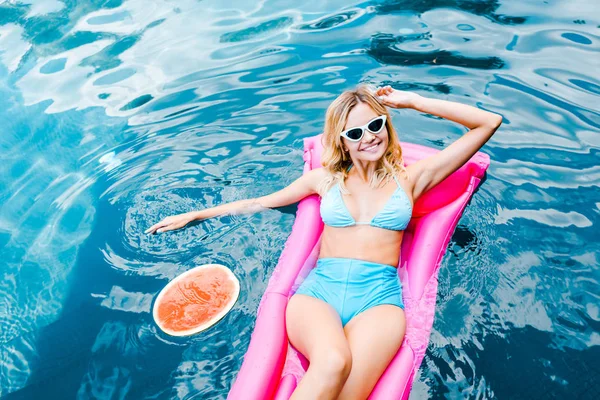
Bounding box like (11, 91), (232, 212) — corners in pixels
(318, 168), (414, 267)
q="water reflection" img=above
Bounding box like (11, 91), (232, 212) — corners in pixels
(375, 0), (527, 25)
(0, 0), (598, 398)
(368, 33), (505, 69)
(422, 325), (600, 399)
(296, 9), (364, 31)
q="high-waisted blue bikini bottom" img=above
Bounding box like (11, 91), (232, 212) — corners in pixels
(294, 257), (404, 326)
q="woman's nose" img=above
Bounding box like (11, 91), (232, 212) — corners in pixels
(363, 132), (376, 142)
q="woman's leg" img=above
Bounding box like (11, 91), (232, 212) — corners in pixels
(338, 304), (406, 400)
(286, 294), (353, 400)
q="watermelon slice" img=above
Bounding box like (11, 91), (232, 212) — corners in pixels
(153, 264), (240, 336)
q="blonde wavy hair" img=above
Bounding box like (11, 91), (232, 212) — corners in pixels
(317, 85), (408, 196)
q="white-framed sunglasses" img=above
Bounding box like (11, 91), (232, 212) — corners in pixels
(340, 115), (387, 142)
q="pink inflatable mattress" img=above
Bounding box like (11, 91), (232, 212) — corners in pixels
(228, 134), (490, 399)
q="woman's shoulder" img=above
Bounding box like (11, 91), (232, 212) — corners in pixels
(305, 166), (330, 180)
(305, 167), (336, 196)
(301, 167), (330, 188)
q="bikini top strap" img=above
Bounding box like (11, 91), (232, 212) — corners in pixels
(337, 164), (353, 189)
(392, 174), (401, 187)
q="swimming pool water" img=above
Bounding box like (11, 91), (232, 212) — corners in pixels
(0, 0), (599, 398)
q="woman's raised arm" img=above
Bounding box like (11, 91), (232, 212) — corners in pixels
(144, 167), (326, 234)
(377, 86), (502, 201)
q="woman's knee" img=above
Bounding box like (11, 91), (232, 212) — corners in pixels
(311, 346), (353, 382)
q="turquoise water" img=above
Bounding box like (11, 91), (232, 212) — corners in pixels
(1, 0), (599, 398)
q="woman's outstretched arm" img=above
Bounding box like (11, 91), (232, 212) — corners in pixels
(144, 167), (326, 234)
(377, 86), (502, 200)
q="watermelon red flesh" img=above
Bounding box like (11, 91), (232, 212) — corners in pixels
(156, 266), (236, 332)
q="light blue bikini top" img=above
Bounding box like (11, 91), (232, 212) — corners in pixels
(320, 165), (413, 231)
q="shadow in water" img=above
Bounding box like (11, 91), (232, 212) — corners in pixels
(368, 33), (505, 70)
(380, 80), (453, 94)
(423, 325), (600, 399)
(374, 0), (527, 25)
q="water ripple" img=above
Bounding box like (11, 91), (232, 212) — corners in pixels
(296, 9), (365, 31)
(368, 31), (505, 69)
(1, 0), (599, 398)
(375, 0), (528, 25)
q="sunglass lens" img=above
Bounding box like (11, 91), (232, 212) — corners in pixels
(346, 128), (363, 141)
(368, 118), (384, 132)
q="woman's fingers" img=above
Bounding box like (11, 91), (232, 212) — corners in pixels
(145, 215), (191, 234)
(156, 224), (175, 233)
(376, 85), (393, 94)
(157, 220), (188, 233)
(376, 86), (394, 102)
(379, 94), (392, 104)
(145, 219), (170, 234)
(144, 223), (162, 234)
(377, 88), (389, 101)
(148, 222), (174, 234)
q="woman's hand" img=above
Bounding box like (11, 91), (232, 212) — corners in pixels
(144, 212), (198, 234)
(376, 86), (422, 109)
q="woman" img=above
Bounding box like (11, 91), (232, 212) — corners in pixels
(145, 85), (502, 399)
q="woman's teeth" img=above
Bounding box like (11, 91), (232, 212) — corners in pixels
(362, 143), (379, 151)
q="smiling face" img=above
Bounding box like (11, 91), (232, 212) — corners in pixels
(341, 102), (389, 162)
(318, 85), (407, 196)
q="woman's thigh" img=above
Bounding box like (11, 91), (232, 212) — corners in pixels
(286, 294), (350, 362)
(338, 304), (406, 400)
